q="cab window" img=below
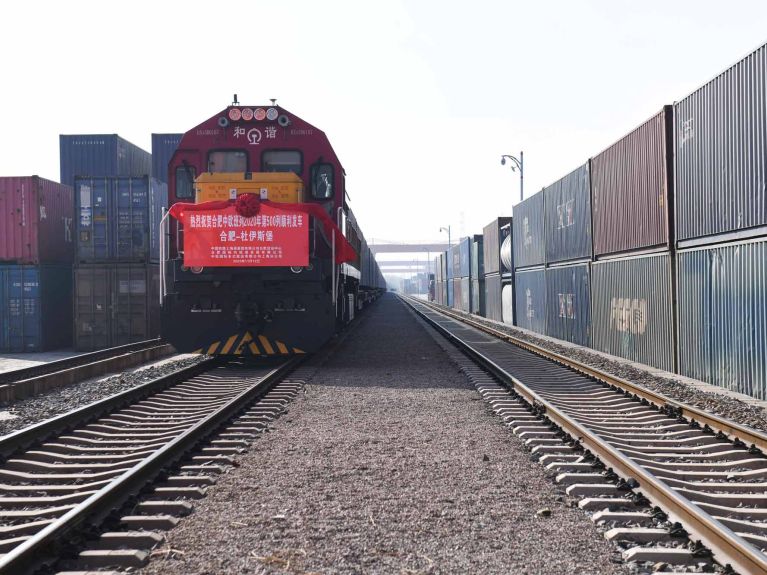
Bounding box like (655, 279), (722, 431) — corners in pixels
(311, 163), (334, 199)
(262, 150), (302, 174)
(175, 165), (196, 199)
(207, 150), (247, 172)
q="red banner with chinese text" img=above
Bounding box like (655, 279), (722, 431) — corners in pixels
(182, 204), (308, 267)
(168, 197), (358, 265)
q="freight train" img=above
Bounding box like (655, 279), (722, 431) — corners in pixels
(160, 100), (385, 356)
(435, 42), (767, 401)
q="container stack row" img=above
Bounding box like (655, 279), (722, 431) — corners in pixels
(431, 43), (767, 401)
(63, 134), (180, 351)
(0, 176), (75, 351)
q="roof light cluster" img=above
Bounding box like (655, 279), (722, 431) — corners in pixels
(228, 107), (279, 122)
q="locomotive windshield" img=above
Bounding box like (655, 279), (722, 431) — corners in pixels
(262, 150), (302, 174)
(208, 150), (247, 172)
(175, 165), (196, 199)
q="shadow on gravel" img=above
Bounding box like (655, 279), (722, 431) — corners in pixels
(309, 294), (472, 390)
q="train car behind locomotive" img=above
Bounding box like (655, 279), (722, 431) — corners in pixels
(161, 99), (384, 356)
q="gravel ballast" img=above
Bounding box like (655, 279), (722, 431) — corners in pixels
(0, 354), (206, 437)
(139, 294), (627, 575)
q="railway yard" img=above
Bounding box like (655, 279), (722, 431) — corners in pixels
(0, 294), (765, 574)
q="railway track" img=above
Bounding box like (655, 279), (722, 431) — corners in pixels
(0, 340), (173, 402)
(0, 355), (302, 574)
(403, 296), (767, 575)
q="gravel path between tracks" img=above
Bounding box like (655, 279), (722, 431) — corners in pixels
(0, 354), (206, 436)
(451, 306), (767, 434)
(139, 294), (627, 575)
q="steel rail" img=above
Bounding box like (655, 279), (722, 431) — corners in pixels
(0, 355), (302, 574)
(0, 339), (168, 385)
(411, 297), (767, 453)
(402, 296), (767, 575)
(0, 357), (220, 459)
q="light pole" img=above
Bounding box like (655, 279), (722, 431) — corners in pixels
(439, 225), (451, 251)
(501, 152), (524, 203)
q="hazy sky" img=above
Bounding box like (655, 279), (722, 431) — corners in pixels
(2, 0), (766, 273)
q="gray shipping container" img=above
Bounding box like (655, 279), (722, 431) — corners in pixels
(591, 252), (674, 372)
(151, 133), (183, 185)
(514, 267), (546, 334)
(471, 278), (485, 316)
(484, 273), (503, 322)
(544, 163), (592, 263)
(591, 108), (672, 256)
(74, 263), (160, 351)
(545, 263), (591, 347)
(460, 277), (470, 313)
(675, 44), (767, 244)
(452, 237), (471, 278)
(471, 235), (484, 281)
(513, 191), (545, 269)
(483, 217), (512, 276)
(451, 278), (462, 312)
(75, 176), (168, 263)
(60, 134), (152, 189)
(677, 239), (767, 399)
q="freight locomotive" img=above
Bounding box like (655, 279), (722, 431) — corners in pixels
(160, 100), (385, 355)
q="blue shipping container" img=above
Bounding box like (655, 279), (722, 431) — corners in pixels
(60, 134), (152, 189)
(0, 265), (72, 352)
(544, 163), (592, 263)
(677, 239), (767, 399)
(545, 263), (591, 347)
(75, 176), (168, 262)
(513, 191), (545, 269)
(514, 267), (546, 334)
(151, 133), (183, 185)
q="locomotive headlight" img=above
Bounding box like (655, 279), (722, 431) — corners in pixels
(290, 266), (303, 274)
(191, 266), (204, 274)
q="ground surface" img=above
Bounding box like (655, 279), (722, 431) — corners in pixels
(139, 294), (627, 575)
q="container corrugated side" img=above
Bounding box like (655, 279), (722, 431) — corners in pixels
(471, 278), (485, 316)
(512, 191), (545, 269)
(74, 263), (160, 351)
(545, 263), (591, 347)
(482, 217), (512, 275)
(75, 176), (168, 262)
(452, 238), (470, 278)
(544, 163), (592, 263)
(0, 177), (74, 264)
(460, 277), (470, 312)
(591, 108), (671, 256)
(677, 239), (767, 399)
(484, 273), (502, 321)
(471, 236), (484, 281)
(0, 264), (72, 352)
(675, 45), (767, 243)
(514, 267), (546, 334)
(591, 252), (674, 371)
(60, 134), (152, 189)
(151, 133), (182, 184)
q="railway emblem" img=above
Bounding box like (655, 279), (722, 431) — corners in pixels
(247, 128), (262, 145)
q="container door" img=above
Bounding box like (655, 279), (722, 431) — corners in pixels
(112, 265), (149, 345)
(116, 178), (149, 261)
(75, 266), (110, 351)
(78, 178), (111, 261)
(7, 266), (41, 352)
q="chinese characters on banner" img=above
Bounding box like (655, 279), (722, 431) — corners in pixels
(182, 204), (309, 267)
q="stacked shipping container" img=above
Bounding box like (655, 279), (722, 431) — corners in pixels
(0, 176), (74, 351)
(62, 135), (161, 351)
(483, 217), (512, 323)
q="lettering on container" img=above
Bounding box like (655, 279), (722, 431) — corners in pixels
(523, 216), (532, 247)
(525, 288), (535, 319)
(63, 217), (73, 242)
(556, 200), (575, 229)
(558, 293), (575, 319)
(678, 118), (694, 147)
(610, 297), (647, 334)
